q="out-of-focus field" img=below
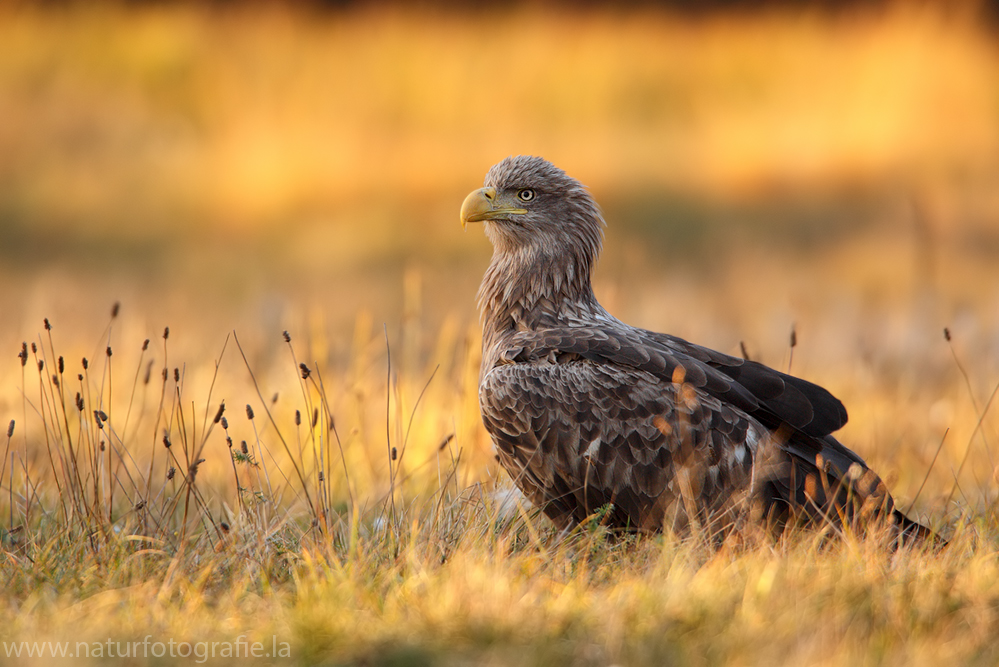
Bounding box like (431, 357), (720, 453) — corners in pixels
(1, 3), (999, 665)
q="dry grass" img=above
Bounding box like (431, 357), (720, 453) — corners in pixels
(2, 289), (997, 665)
(1, 3), (999, 665)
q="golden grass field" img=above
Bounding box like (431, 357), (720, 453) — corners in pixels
(1, 3), (999, 665)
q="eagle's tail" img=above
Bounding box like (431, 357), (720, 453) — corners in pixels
(759, 433), (946, 548)
(892, 508), (947, 548)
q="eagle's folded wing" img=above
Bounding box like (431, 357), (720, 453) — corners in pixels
(480, 357), (760, 532)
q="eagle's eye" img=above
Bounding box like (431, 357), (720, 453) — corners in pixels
(517, 189), (535, 202)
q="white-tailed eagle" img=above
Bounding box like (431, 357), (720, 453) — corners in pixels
(462, 155), (937, 544)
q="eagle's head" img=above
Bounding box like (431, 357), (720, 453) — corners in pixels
(460, 156), (604, 265)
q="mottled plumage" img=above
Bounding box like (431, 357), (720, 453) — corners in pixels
(462, 155), (936, 543)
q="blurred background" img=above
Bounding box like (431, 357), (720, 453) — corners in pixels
(1, 0), (998, 513)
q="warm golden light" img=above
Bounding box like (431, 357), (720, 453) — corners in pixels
(0, 5), (995, 663)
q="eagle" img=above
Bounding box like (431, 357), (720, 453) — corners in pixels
(461, 155), (937, 544)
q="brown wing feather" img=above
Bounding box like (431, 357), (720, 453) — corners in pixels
(480, 359), (761, 534)
(656, 333), (849, 437)
(505, 325), (865, 475)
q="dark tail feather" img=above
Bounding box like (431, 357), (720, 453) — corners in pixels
(893, 509), (947, 549)
(759, 445), (947, 548)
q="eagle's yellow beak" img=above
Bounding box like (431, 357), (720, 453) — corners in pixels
(460, 187), (527, 230)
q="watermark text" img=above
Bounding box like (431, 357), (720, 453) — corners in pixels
(4, 635), (291, 662)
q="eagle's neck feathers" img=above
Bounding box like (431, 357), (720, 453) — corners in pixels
(478, 241), (601, 364)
